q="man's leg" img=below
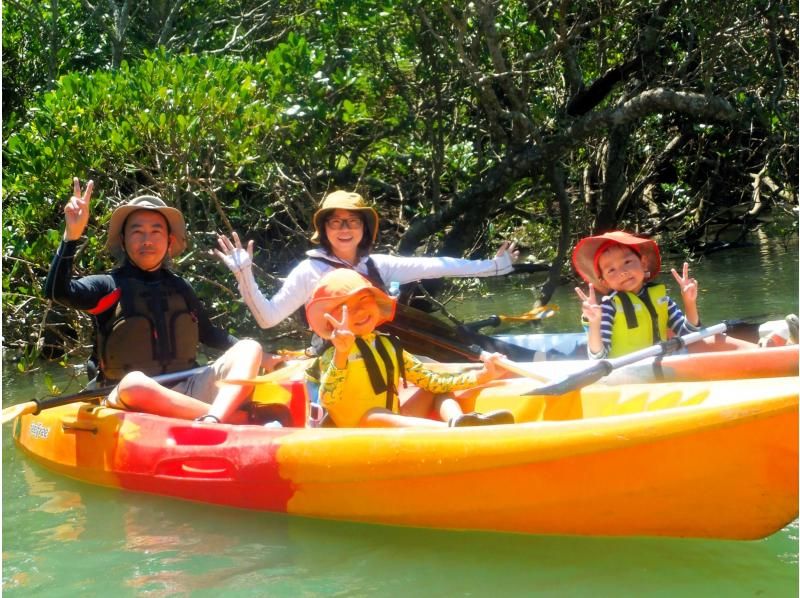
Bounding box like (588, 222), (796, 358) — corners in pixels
(198, 339), (262, 422)
(111, 371), (213, 419)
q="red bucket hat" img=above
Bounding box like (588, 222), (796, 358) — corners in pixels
(572, 231), (661, 294)
(305, 269), (396, 339)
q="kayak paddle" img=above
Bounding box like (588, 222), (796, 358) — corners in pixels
(2, 366), (208, 425)
(523, 322), (732, 396)
(217, 359), (313, 386)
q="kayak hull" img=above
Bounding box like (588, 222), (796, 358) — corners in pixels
(14, 377), (798, 540)
(527, 344), (799, 384)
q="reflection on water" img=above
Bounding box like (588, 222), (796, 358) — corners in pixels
(3, 240), (799, 596)
(3, 456), (798, 596)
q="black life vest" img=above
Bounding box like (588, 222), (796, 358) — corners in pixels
(98, 270), (200, 382)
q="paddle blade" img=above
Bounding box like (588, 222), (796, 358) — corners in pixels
(495, 358), (550, 382)
(1, 401), (38, 425)
(500, 304), (559, 322)
(218, 359), (312, 386)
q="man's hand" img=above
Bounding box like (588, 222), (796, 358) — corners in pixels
(64, 177), (94, 241)
(260, 351), (286, 373)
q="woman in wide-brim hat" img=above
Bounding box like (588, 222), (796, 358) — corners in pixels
(572, 230), (661, 295)
(310, 190), (379, 249)
(214, 188), (521, 331)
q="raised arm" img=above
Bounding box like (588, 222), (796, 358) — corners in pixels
(575, 283), (605, 356)
(670, 262), (700, 326)
(64, 177), (94, 241)
(372, 240), (520, 283)
(214, 232), (312, 328)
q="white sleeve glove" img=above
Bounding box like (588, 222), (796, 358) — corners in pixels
(220, 245), (252, 275)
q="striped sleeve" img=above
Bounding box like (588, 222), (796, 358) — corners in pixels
(587, 299), (616, 360)
(666, 297), (700, 335)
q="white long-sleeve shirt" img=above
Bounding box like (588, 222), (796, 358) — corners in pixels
(233, 247), (514, 329)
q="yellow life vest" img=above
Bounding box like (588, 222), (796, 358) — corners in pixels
(608, 283), (669, 357)
(321, 334), (405, 428)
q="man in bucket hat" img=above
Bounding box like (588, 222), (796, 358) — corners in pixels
(571, 230), (701, 359)
(45, 177), (280, 422)
(304, 269), (514, 428)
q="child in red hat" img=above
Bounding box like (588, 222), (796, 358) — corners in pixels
(305, 269), (515, 428)
(572, 231), (701, 359)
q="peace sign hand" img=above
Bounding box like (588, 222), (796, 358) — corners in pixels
(575, 283), (602, 325)
(64, 177), (94, 241)
(324, 305), (356, 355)
(671, 262), (698, 303)
(214, 231), (254, 274)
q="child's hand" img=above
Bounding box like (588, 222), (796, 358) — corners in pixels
(671, 262), (698, 303)
(476, 352), (504, 384)
(214, 231), (254, 274)
(575, 284), (602, 325)
(325, 305), (355, 355)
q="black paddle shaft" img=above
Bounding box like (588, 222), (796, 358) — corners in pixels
(32, 366), (208, 414)
(379, 304), (540, 362)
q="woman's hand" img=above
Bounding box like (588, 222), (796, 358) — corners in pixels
(575, 284), (602, 326)
(64, 177), (94, 241)
(214, 231), (253, 274)
(495, 241), (520, 263)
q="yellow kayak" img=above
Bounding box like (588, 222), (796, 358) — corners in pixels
(13, 376), (797, 540)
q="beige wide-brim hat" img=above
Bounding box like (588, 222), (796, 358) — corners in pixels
(311, 190), (379, 244)
(572, 230), (661, 294)
(105, 195), (187, 257)
(305, 269), (396, 339)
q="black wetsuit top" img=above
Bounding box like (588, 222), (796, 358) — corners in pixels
(44, 240), (237, 379)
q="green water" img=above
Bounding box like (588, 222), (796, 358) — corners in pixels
(3, 240), (799, 596)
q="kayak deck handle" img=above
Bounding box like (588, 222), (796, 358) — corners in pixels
(61, 420), (98, 434)
(155, 457), (235, 479)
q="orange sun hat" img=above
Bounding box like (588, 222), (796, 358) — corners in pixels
(572, 231), (661, 294)
(305, 269), (396, 339)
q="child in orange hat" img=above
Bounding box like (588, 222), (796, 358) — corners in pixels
(305, 269), (515, 428)
(572, 231), (701, 359)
